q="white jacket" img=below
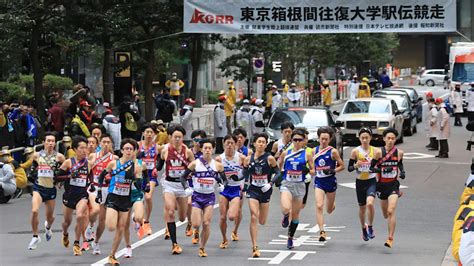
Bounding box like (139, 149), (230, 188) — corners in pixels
(237, 105), (253, 136)
(467, 89), (474, 112)
(436, 104), (450, 140)
(425, 103), (439, 138)
(213, 103), (227, 138)
(0, 162), (16, 196)
(271, 92), (282, 112)
(103, 114), (122, 151)
(450, 90), (463, 114)
(348, 81), (359, 100)
(251, 106), (265, 134)
(180, 105), (194, 141)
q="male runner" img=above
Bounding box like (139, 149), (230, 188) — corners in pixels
(28, 132), (65, 250)
(271, 122), (294, 160)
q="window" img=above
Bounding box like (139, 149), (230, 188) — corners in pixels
(269, 109), (329, 130)
(343, 101), (390, 114)
(452, 63), (474, 82)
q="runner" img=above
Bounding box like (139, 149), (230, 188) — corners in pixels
(184, 129), (207, 242)
(87, 134), (118, 255)
(137, 124), (159, 236)
(370, 127), (406, 248)
(233, 127), (252, 157)
(95, 138), (141, 265)
(55, 136), (93, 256)
(313, 126), (344, 242)
(347, 127), (378, 241)
(158, 125), (194, 254)
(215, 134), (246, 248)
(300, 129), (313, 209)
(278, 128), (315, 249)
(271, 122), (294, 160)
(243, 133), (280, 257)
(87, 136), (99, 155)
(180, 138), (226, 257)
(123, 157), (150, 258)
(28, 132), (65, 250)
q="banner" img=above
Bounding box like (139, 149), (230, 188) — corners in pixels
(184, 0), (456, 34)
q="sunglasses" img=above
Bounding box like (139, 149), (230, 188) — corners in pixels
(193, 138), (201, 142)
(292, 138), (304, 142)
(122, 147), (134, 151)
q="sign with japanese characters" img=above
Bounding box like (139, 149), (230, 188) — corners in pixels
(184, 0), (456, 34)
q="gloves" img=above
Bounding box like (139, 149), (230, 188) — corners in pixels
(95, 190), (102, 204)
(230, 174), (239, 181)
(89, 184), (96, 193)
(399, 171), (406, 179)
(304, 175), (311, 184)
(144, 183), (151, 193)
(185, 187), (194, 197)
(218, 184), (225, 192)
(323, 169), (335, 175)
(261, 183), (272, 193)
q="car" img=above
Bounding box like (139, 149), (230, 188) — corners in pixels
(374, 88), (423, 124)
(265, 107), (344, 157)
(333, 98), (404, 144)
(373, 94), (417, 136)
(417, 69), (447, 86)
(388, 87), (423, 123)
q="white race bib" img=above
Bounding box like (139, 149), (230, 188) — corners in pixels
(251, 174), (268, 187)
(70, 175), (87, 187)
(193, 177), (215, 194)
(286, 170), (303, 182)
(143, 158), (155, 170)
(38, 165), (54, 178)
(113, 181), (131, 196)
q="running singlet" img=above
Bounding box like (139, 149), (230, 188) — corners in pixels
(378, 147), (399, 183)
(283, 148), (306, 183)
(219, 152), (243, 187)
(192, 159), (218, 194)
(238, 146), (248, 156)
(108, 160), (133, 196)
(249, 152), (272, 187)
(194, 150), (203, 160)
(356, 146), (376, 180)
(65, 158), (89, 193)
(92, 152), (114, 186)
(140, 143), (158, 173)
(37, 150), (58, 188)
(276, 139), (293, 155)
(314, 146), (335, 178)
(165, 144), (188, 181)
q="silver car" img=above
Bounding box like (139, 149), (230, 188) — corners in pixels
(417, 69), (447, 86)
(334, 98), (404, 143)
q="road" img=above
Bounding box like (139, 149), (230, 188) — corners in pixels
(0, 85), (471, 266)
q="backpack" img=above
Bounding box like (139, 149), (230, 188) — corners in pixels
(124, 112), (138, 132)
(10, 160), (27, 189)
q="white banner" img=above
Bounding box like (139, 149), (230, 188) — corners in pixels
(184, 0), (456, 34)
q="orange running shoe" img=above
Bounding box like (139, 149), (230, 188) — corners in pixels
(192, 229), (200, 245)
(185, 222), (193, 237)
(172, 243), (183, 255)
(142, 222), (152, 235)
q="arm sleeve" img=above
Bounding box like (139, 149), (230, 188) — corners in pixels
(369, 158), (381, 173)
(156, 157), (165, 171)
(54, 168), (70, 181)
(217, 171), (228, 185)
(270, 166), (282, 184)
(97, 170), (108, 189)
(180, 168), (193, 189)
(398, 159), (405, 172)
(347, 159), (356, 172)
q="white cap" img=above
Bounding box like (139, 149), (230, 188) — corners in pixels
(103, 102), (110, 108)
(243, 99), (249, 104)
(255, 99), (264, 105)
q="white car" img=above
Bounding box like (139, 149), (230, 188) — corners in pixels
(334, 98), (405, 144)
(418, 69), (447, 86)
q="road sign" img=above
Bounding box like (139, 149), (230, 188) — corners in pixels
(272, 61), (282, 72)
(254, 57), (264, 75)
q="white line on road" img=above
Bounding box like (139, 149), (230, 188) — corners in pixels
(92, 203), (220, 266)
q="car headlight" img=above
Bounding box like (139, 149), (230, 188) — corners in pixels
(379, 121), (390, 127)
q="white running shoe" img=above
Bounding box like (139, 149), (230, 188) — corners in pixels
(92, 242), (101, 255)
(44, 221), (52, 241)
(124, 246), (132, 258)
(85, 225), (94, 241)
(28, 236), (41, 250)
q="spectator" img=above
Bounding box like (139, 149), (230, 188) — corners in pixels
(0, 105), (15, 149)
(78, 100), (99, 130)
(251, 98), (265, 134)
(214, 94), (227, 154)
(287, 83), (302, 107)
(165, 72), (185, 106)
(180, 98), (196, 147)
(450, 84), (463, 127)
(102, 107), (122, 152)
(236, 99), (253, 136)
(47, 97), (65, 136)
(154, 88), (176, 124)
(225, 79), (236, 132)
(468, 83), (474, 123)
(152, 120), (168, 145)
(271, 85), (282, 112)
(321, 80), (332, 109)
(131, 91), (142, 116)
(435, 98), (450, 158)
(348, 75), (360, 100)
(358, 77), (371, 98)
(0, 150), (16, 203)
(379, 70), (392, 88)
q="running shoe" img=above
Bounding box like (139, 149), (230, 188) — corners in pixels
(252, 246), (260, 258)
(231, 231), (239, 241)
(164, 228), (170, 240)
(362, 225), (369, 241)
(44, 221), (52, 242)
(92, 242), (101, 255)
(219, 240), (229, 249)
(108, 255), (120, 265)
(198, 247), (208, 257)
(124, 246), (132, 258)
(319, 230), (327, 242)
(62, 233), (69, 248)
(137, 225), (145, 240)
(367, 225), (375, 239)
(143, 222), (152, 235)
(192, 229), (200, 245)
(287, 237), (294, 249)
(384, 238), (393, 248)
(281, 214), (289, 228)
(28, 236), (41, 250)
(85, 225), (94, 241)
(172, 243), (183, 255)
(73, 243), (82, 256)
(81, 241), (90, 251)
(185, 222), (193, 237)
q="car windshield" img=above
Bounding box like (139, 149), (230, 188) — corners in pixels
(343, 101), (390, 114)
(269, 109), (328, 130)
(382, 95), (408, 110)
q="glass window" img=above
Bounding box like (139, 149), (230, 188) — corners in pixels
(343, 101), (390, 114)
(452, 63), (474, 82)
(268, 109), (328, 130)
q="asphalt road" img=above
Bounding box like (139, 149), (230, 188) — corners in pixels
(0, 85), (471, 266)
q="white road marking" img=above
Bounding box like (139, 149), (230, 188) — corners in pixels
(404, 152), (435, 159)
(248, 250), (316, 264)
(92, 203), (220, 266)
(340, 182), (408, 189)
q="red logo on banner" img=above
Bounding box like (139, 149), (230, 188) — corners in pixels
(189, 9), (233, 24)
